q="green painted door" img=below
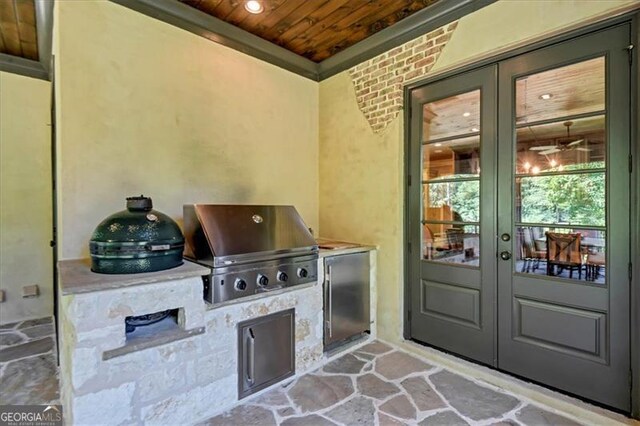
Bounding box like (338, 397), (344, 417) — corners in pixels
(408, 23), (632, 411)
(496, 24), (631, 411)
(408, 65), (498, 366)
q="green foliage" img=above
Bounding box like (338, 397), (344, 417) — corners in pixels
(520, 167), (605, 227)
(427, 162), (605, 227)
(428, 180), (479, 222)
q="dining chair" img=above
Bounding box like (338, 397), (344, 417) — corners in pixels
(521, 227), (546, 272)
(586, 251), (605, 281)
(546, 232), (583, 279)
(446, 228), (464, 252)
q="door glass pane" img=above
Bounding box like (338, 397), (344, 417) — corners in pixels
(516, 115), (605, 174)
(423, 223), (480, 265)
(422, 136), (480, 180)
(424, 90), (480, 141)
(514, 57), (606, 283)
(515, 227), (605, 284)
(424, 181), (480, 222)
(515, 57), (604, 125)
(422, 89), (481, 266)
(517, 173), (605, 227)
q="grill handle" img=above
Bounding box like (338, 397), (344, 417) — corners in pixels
(246, 328), (256, 386)
(257, 285), (284, 293)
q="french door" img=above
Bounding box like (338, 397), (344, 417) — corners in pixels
(408, 65), (497, 366)
(408, 23), (632, 411)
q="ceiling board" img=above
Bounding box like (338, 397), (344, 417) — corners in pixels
(179, 0), (440, 62)
(0, 0), (38, 61)
(300, 0), (439, 61)
(275, 0), (351, 44)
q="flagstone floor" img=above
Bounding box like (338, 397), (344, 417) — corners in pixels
(0, 317), (59, 405)
(201, 341), (583, 426)
(0, 322), (612, 426)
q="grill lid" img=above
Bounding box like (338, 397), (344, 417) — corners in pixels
(89, 196), (184, 274)
(183, 204), (317, 267)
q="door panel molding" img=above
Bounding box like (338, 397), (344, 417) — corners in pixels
(514, 297), (607, 362)
(421, 280), (481, 328)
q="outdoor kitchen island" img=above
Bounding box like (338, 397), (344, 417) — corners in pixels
(57, 243), (376, 425)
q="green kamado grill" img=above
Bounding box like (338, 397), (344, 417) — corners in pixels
(89, 196), (184, 274)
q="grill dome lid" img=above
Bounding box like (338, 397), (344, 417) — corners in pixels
(89, 195), (184, 274)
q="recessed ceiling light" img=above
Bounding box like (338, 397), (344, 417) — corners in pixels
(531, 166), (541, 174)
(471, 127), (479, 132)
(539, 93), (553, 100)
(435, 150), (443, 153)
(434, 143), (442, 147)
(549, 159), (557, 167)
(245, 1), (264, 14)
(462, 112), (471, 117)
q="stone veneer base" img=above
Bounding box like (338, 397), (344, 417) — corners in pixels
(58, 249), (377, 425)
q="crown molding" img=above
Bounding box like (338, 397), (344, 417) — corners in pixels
(109, 0), (495, 81)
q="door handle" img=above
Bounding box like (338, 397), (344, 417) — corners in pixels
(500, 251), (512, 260)
(327, 265), (332, 338)
(246, 328), (255, 386)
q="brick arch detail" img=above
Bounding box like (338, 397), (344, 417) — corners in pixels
(348, 22), (458, 133)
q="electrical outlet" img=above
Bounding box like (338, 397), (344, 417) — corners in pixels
(0, 290), (5, 302)
(22, 285), (39, 298)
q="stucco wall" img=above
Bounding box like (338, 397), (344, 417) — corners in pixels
(54, 1), (319, 260)
(319, 0), (638, 343)
(0, 72), (53, 323)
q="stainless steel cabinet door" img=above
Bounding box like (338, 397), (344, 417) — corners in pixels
(238, 309), (295, 399)
(324, 252), (370, 347)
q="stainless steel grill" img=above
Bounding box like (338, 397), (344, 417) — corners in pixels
(183, 204), (318, 303)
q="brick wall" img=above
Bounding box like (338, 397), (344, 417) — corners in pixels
(348, 22), (458, 133)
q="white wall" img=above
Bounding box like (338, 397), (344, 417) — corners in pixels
(0, 71), (53, 323)
(54, 1), (319, 260)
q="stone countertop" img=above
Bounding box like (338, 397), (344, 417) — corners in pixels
(58, 259), (211, 296)
(316, 237), (377, 258)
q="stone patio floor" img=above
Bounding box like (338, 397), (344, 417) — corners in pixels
(201, 340), (584, 426)
(0, 323), (612, 426)
(0, 317), (59, 405)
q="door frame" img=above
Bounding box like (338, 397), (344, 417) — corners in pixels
(403, 11), (639, 417)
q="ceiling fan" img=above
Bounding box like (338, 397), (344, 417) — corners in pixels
(528, 121), (592, 155)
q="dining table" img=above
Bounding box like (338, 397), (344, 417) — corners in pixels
(535, 236), (605, 249)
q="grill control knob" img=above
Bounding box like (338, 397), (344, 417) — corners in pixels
(234, 278), (247, 291)
(297, 268), (308, 278)
(277, 271), (288, 282)
(257, 274), (269, 287)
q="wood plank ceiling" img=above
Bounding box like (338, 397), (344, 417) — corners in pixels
(0, 0), (38, 61)
(180, 0), (440, 62)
